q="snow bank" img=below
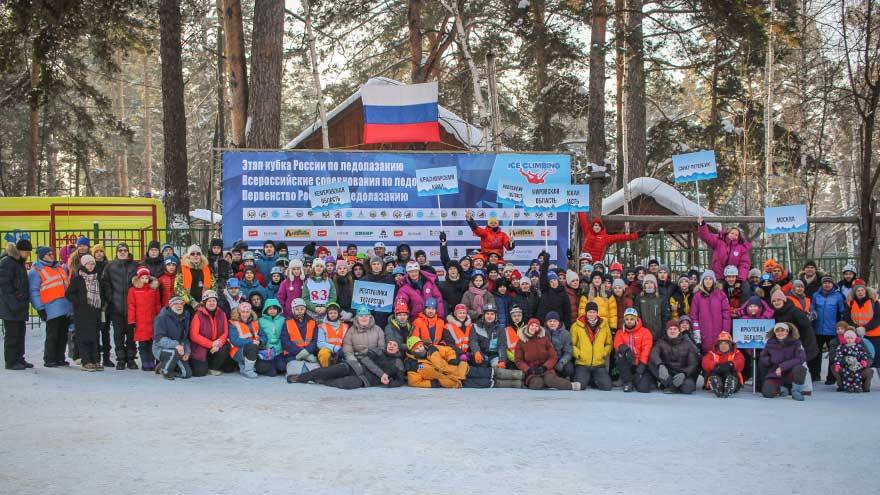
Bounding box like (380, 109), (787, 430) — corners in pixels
(603, 177), (720, 228)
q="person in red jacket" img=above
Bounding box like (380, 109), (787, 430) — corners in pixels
(613, 307), (654, 392)
(701, 331), (746, 398)
(157, 256), (178, 307)
(465, 211), (514, 258)
(127, 267), (161, 371)
(189, 290), (233, 377)
(577, 215), (639, 263)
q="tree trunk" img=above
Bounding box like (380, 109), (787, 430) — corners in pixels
(588, 0), (607, 215)
(117, 52), (130, 196)
(247, 0), (284, 149)
(858, 115), (877, 283)
(27, 41), (40, 196)
(408, 0), (425, 83)
(143, 47), (153, 195)
(614, 0), (624, 189)
(623, 0), (646, 179)
(45, 128), (57, 196)
(222, 0), (248, 148)
(211, 0), (226, 221)
(532, 0), (550, 150)
(159, 0), (190, 228)
(303, 0), (329, 149)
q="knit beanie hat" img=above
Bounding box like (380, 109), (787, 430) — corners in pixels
(612, 278), (626, 289)
(584, 301), (599, 313)
(566, 270), (580, 285)
(79, 254), (96, 266)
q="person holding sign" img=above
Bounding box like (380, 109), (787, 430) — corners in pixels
(701, 331), (745, 398)
(696, 216), (752, 282)
(576, 216), (639, 264)
(465, 212), (515, 259)
(760, 323), (808, 401)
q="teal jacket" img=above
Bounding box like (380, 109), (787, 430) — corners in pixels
(258, 298), (285, 355)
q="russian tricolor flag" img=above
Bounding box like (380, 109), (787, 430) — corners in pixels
(361, 81), (440, 144)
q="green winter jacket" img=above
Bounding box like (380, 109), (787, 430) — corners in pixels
(259, 299), (285, 355)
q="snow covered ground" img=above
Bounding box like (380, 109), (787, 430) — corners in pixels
(1, 326), (877, 495)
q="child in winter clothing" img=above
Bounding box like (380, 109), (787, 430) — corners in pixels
(257, 298), (286, 376)
(701, 331), (746, 398)
(266, 267), (283, 300)
(278, 259), (304, 318)
(544, 311), (574, 378)
(737, 295), (774, 319)
(614, 307), (654, 393)
(384, 303), (413, 355)
(760, 323), (807, 401)
(570, 301), (613, 391)
(832, 329), (872, 392)
(228, 301), (265, 378)
(282, 298), (319, 377)
(127, 267), (161, 371)
(472, 303), (505, 368)
(317, 302), (349, 367)
(157, 257), (178, 307)
(461, 271), (494, 323)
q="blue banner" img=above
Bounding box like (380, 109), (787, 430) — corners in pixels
(732, 319), (774, 349)
(672, 150), (718, 183)
(221, 151), (571, 269)
(764, 205), (808, 235)
(352, 280), (396, 312)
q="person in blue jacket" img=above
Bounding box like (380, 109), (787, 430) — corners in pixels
(239, 267), (267, 300)
(813, 275), (846, 384)
(266, 266), (283, 300)
(29, 246), (73, 367)
(254, 240), (279, 279)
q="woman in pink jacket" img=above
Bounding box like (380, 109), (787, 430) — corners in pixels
(396, 261), (445, 320)
(697, 216), (752, 281)
(690, 270), (731, 354)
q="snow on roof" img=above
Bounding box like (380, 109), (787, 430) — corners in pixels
(284, 77), (485, 150)
(189, 209), (222, 223)
(602, 177), (716, 222)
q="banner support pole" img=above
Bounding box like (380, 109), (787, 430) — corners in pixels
(437, 195), (444, 232)
(544, 216), (549, 252)
(332, 217), (341, 253)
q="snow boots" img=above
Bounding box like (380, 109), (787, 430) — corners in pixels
(241, 358), (258, 379)
(722, 375), (738, 398)
(709, 375), (724, 398)
(791, 383), (805, 401)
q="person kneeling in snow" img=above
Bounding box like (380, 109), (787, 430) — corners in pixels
(228, 301), (273, 378)
(613, 308), (654, 393)
(701, 331), (745, 398)
(831, 329), (872, 393)
(515, 318), (581, 391)
(317, 302), (349, 367)
(648, 319), (699, 394)
(152, 297), (192, 380)
(760, 323), (807, 401)
(282, 298), (319, 378)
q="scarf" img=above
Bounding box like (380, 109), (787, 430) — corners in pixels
(468, 286), (487, 314)
(80, 270), (101, 309)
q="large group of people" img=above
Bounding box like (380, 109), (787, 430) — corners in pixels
(0, 213), (876, 401)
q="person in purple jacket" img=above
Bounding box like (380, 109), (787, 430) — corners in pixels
(689, 270), (731, 354)
(696, 216), (752, 281)
(760, 322), (807, 401)
(396, 261), (445, 320)
(737, 295), (774, 319)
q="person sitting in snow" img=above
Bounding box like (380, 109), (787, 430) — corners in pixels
(760, 323), (807, 401)
(613, 307), (654, 393)
(465, 211), (514, 259)
(648, 319), (699, 394)
(317, 302), (349, 368)
(830, 327), (873, 393)
(701, 331), (746, 398)
(282, 298), (319, 378)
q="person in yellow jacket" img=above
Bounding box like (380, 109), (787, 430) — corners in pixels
(570, 301), (613, 390)
(577, 271), (618, 329)
(403, 335), (513, 388)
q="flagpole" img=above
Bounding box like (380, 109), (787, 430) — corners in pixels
(438, 195), (444, 232)
(544, 216), (549, 252)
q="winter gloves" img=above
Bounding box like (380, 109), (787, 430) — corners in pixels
(657, 365), (670, 382)
(295, 349), (317, 363)
(37, 309), (47, 322)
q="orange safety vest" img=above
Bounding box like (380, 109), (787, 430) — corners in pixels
(37, 264), (70, 304)
(229, 320), (259, 358)
(285, 319), (316, 352)
(320, 321), (348, 347)
(414, 315), (445, 344)
(182, 265), (212, 292)
(849, 299), (878, 336)
(505, 326), (520, 361)
(445, 321), (472, 352)
(788, 295), (811, 314)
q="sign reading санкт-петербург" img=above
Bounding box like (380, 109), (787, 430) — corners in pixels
(308, 182), (352, 212)
(672, 150), (718, 183)
(764, 204), (808, 235)
(416, 166), (459, 196)
(732, 319), (774, 349)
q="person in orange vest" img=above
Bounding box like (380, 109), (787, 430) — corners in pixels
(282, 298), (319, 377)
(228, 301), (264, 378)
(844, 279), (880, 370)
(29, 246), (73, 368)
(787, 280), (816, 321)
(411, 297), (445, 344)
(317, 302), (349, 367)
(498, 305), (526, 369)
(443, 303), (482, 364)
(174, 244), (216, 311)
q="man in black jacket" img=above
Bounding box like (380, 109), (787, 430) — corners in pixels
(0, 238), (32, 370)
(101, 242), (139, 369)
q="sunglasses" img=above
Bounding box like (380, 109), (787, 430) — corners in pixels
(190, 252), (202, 256)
